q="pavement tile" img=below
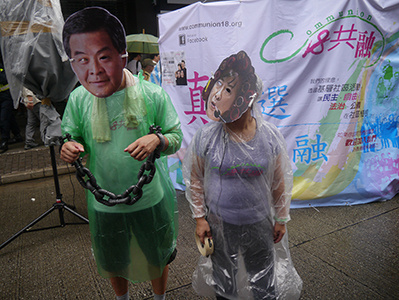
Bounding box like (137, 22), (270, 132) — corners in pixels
(291, 208), (399, 300)
(290, 247), (383, 300)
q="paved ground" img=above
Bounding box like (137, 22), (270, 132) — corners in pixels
(0, 114), (398, 299)
(0, 108), (75, 185)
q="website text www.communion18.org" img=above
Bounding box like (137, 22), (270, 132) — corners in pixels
(179, 20), (243, 31)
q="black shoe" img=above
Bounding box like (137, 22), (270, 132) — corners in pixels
(9, 134), (23, 144)
(24, 142), (39, 150)
(0, 141), (8, 154)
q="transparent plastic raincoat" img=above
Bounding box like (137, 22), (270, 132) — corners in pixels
(183, 102), (302, 299)
(0, 0), (77, 106)
(61, 70), (182, 283)
(0, 0), (77, 145)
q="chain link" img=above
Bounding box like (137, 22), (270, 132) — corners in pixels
(64, 125), (163, 206)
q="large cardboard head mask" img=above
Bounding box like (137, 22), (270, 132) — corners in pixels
(62, 7), (127, 98)
(202, 51), (257, 123)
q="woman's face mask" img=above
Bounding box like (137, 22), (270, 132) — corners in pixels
(206, 73), (241, 122)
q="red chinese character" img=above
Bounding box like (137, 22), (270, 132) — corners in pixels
(344, 93), (352, 100)
(355, 31), (375, 58)
(185, 71), (209, 125)
(328, 24), (357, 51)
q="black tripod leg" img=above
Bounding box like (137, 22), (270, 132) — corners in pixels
(58, 202), (66, 226)
(0, 145), (90, 251)
(49, 145), (89, 224)
(0, 205), (57, 250)
(63, 204), (89, 223)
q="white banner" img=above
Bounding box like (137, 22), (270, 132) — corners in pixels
(160, 0), (399, 207)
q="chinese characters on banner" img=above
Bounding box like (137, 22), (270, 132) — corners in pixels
(159, 0), (399, 207)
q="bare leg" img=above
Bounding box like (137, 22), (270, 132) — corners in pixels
(151, 265), (169, 295)
(110, 277), (129, 296)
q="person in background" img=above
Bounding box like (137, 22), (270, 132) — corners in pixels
(127, 52), (142, 75)
(141, 58), (156, 81)
(0, 52), (23, 153)
(180, 60), (187, 85)
(61, 7), (182, 300)
(175, 63), (183, 86)
(150, 54), (162, 86)
(21, 87), (40, 150)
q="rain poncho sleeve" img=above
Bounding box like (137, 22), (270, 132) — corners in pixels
(183, 112), (302, 299)
(61, 70), (182, 283)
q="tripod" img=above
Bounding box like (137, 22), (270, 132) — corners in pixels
(0, 145), (89, 250)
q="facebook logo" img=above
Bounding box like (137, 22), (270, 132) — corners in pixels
(179, 34), (186, 46)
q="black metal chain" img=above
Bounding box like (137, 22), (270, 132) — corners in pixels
(64, 125), (163, 206)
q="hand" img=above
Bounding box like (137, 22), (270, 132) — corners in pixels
(124, 134), (159, 161)
(60, 141), (84, 164)
(195, 217), (212, 244)
(273, 223), (286, 244)
(26, 102), (34, 110)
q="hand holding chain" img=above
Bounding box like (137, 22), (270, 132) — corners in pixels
(64, 125), (164, 206)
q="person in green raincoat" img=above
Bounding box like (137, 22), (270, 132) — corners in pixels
(60, 7), (182, 300)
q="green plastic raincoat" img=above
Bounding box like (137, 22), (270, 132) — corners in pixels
(61, 69), (182, 282)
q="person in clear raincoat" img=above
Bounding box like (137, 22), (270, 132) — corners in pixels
(183, 51), (302, 300)
(60, 7), (182, 300)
